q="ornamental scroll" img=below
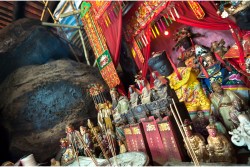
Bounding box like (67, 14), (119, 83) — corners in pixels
(97, 50), (120, 88)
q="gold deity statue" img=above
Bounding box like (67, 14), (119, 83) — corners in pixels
(183, 121), (209, 162)
(206, 124), (235, 163)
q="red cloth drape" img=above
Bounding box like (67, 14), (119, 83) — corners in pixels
(99, 6), (122, 67)
(141, 26), (151, 78)
(173, 1), (238, 30)
(98, 4), (126, 95)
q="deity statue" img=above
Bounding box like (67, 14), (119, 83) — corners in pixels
(129, 86), (140, 108)
(210, 39), (228, 59)
(208, 115), (227, 135)
(65, 124), (85, 156)
(192, 111), (210, 138)
(152, 72), (168, 100)
(110, 88), (129, 123)
(206, 124), (234, 163)
(118, 139), (127, 154)
(55, 138), (75, 166)
(183, 120), (209, 162)
(140, 81), (151, 104)
(229, 113), (250, 150)
(210, 82), (243, 130)
(148, 51), (174, 77)
(79, 126), (94, 156)
(97, 102), (113, 131)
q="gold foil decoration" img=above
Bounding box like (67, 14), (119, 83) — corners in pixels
(158, 123), (170, 131)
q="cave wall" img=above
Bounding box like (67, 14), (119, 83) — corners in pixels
(0, 18), (105, 164)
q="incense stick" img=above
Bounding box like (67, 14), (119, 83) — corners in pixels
(169, 102), (199, 166)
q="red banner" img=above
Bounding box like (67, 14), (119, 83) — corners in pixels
(130, 124), (148, 154)
(157, 116), (184, 162)
(141, 116), (168, 165)
(123, 126), (135, 152)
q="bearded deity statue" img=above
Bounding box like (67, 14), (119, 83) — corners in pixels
(206, 124), (234, 163)
(210, 82), (243, 130)
(183, 120), (209, 163)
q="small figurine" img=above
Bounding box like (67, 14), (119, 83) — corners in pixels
(55, 138), (75, 166)
(79, 126), (94, 156)
(152, 72), (168, 99)
(97, 102), (113, 131)
(140, 81), (151, 104)
(65, 124), (84, 156)
(206, 124), (234, 163)
(129, 86), (140, 108)
(183, 120), (209, 162)
(208, 115), (227, 135)
(110, 88), (130, 122)
(210, 82), (243, 130)
(210, 39), (228, 59)
(192, 111), (210, 137)
(118, 140), (127, 154)
(173, 27), (202, 51)
(229, 113), (250, 150)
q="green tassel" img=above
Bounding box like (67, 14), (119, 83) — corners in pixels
(163, 16), (169, 26)
(168, 14), (173, 24)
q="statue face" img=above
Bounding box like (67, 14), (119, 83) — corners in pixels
(204, 55), (215, 67)
(66, 126), (74, 133)
(110, 91), (119, 100)
(208, 128), (217, 137)
(184, 129), (193, 137)
(211, 83), (223, 94)
(80, 127), (86, 135)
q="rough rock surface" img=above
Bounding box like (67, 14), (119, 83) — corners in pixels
(0, 60), (106, 163)
(0, 18), (77, 83)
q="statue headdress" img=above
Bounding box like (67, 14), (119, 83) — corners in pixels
(206, 124), (217, 130)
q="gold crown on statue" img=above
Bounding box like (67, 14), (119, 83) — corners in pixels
(206, 124), (216, 130)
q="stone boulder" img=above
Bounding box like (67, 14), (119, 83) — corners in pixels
(0, 18), (78, 83)
(0, 60), (106, 163)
